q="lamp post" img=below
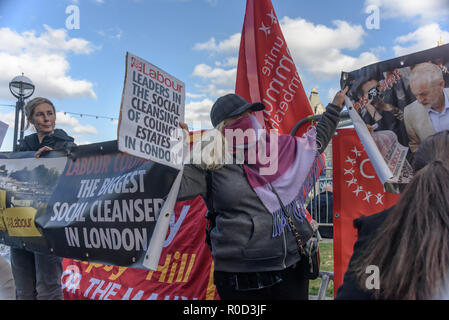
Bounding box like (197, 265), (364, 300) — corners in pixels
(9, 74), (35, 151)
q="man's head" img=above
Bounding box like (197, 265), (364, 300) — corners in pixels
(410, 63), (445, 111)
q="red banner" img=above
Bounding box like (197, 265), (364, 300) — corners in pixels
(332, 128), (400, 295)
(62, 196), (219, 300)
(235, 0), (313, 136)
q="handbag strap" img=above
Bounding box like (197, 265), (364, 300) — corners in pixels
(269, 182), (306, 256)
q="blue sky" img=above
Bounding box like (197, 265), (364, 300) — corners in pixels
(0, 0), (448, 151)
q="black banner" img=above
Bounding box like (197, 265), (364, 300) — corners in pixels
(0, 140), (178, 269)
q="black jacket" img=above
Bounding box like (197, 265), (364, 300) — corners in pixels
(177, 104), (342, 273)
(335, 208), (392, 300)
(19, 129), (76, 152)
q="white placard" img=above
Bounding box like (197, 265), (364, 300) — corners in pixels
(0, 121), (8, 148)
(118, 52), (185, 169)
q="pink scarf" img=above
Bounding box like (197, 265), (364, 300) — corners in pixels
(224, 115), (323, 237)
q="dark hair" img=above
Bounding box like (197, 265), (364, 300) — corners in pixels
(356, 77), (378, 98)
(350, 130), (449, 299)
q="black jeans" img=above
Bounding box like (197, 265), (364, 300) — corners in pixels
(214, 263), (309, 300)
(10, 248), (63, 300)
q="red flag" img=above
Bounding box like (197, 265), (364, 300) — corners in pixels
(332, 128), (400, 296)
(236, 0), (313, 136)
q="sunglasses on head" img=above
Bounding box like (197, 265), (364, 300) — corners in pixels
(367, 87), (380, 100)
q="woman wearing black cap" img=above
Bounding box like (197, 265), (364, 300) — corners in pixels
(178, 88), (347, 300)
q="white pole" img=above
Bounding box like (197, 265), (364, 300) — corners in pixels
(142, 167), (184, 270)
(345, 97), (393, 184)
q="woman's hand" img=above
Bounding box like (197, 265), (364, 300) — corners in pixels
(35, 146), (52, 158)
(332, 86), (349, 109)
(179, 122), (190, 134)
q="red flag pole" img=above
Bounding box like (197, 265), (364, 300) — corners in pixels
(242, 0), (262, 107)
(236, 0), (265, 126)
(235, 0), (313, 136)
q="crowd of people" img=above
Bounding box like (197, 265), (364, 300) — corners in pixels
(0, 60), (448, 300)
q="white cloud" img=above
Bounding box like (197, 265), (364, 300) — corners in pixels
(193, 83), (234, 100)
(215, 56), (238, 68)
(192, 64), (236, 98)
(192, 64), (236, 85)
(328, 88), (339, 103)
(192, 17), (378, 81)
(184, 98), (214, 128)
(365, 0), (449, 23)
(393, 23), (449, 56)
(0, 25), (97, 100)
(0, 25), (95, 55)
(193, 33), (241, 53)
(97, 27), (123, 40)
(186, 92), (206, 99)
(72, 136), (93, 145)
(56, 112), (98, 135)
(280, 17), (379, 77)
(0, 111), (16, 129)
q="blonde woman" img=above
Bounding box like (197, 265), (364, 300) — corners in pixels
(178, 90), (347, 300)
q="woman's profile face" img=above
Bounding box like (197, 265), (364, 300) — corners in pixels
(222, 111), (251, 128)
(31, 103), (56, 135)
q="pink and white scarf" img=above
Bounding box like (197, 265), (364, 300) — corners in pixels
(224, 115), (323, 237)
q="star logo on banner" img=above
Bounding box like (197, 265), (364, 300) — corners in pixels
(353, 186), (364, 196)
(345, 177), (357, 187)
(363, 191), (372, 202)
(345, 156), (356, 166)
(343, 145), (386, 206)
(375, 193), (384, 205)
(267, 10), (277, 25)
(259, 22), (271, 36)
(351, 147), (362, 157)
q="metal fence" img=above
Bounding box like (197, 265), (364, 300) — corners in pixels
(296, 111), (351, 238)
(292, 111), (352, 300)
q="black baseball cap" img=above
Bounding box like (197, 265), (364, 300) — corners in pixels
(210, 93), (265, 127)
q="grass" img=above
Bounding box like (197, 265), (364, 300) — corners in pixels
(308, 241), (334, 298)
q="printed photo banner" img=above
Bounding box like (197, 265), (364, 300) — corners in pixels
(0, 141), (179, 269)
(0, 150), (67, 253)
(340, 43), (449, 192)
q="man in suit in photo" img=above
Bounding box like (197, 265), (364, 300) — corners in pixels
(404, 62), (449, 153)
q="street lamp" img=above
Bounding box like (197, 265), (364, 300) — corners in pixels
(9, 74), (35, 151)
